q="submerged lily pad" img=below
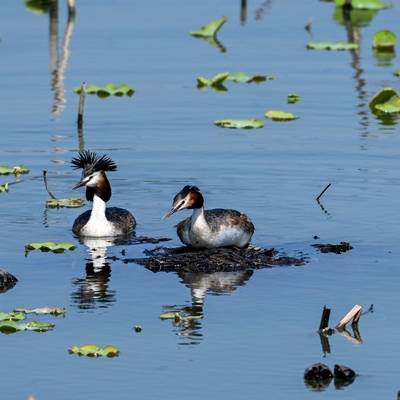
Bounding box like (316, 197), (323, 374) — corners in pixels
(69, 344), (120, 357)
(265, 110), (298, 121)
(226, 72), (275, 83)
(0, 312), (26, 321)
(373, 30), (397, 51)
(369, 87), (400, 114)
(74, 84), (135, 97)
(0, 320), (54, 334)
(287, 93), (301, 104)
(214, 119), (264, 129)
(0, 165), (29, 175)
(335, 0), (388, 9)
(190, 16), (227, 38)
(15, 307), (66, 316)
(25, 242), (76, 254)
(46, 198), (85, 208)
(307, 42), (359, 50)
(0, 183), (9, 193)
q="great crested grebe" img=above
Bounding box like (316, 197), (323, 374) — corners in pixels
(71, 150), (136, 237)
(163, 185), (254, 248)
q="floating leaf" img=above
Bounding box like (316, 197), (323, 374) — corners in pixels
(15, 307), (66, 316)
(0, 312), (26, 321)
(160, 312), (181, 320)
(307, 42), (359, 50)
(0, 183), (9, 193)
(69, 344), (120, 357)
(196, 72), (229, 89)
(265, 110), (298, 121)
(333, 7), (378, 27)
(394, 69), (400, 77)
(0, 320), (54, 334)
(25, 242), (76, 254)
(24, 0), (50, 14)
(373, 30), (397, 51)
(190, 16), (227, 38)
(74, 84), (135, 97)
(0, 165), (29, 175)
(226, 72), (275, 83)
(369, 87), (400, 114)
(46, 198), (85, 208)
(287, 93), (300, 104)
(335, 0), (388, 10)
(214, 119), (264, 129)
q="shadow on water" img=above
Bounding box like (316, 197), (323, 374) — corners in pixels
(161, 270), (253, 345)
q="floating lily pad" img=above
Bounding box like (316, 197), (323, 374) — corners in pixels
(333, 7), (378, 27)
(226, 72), (275, 83)
(190, 16), (227, 38)
(265, 110), (298, 121)
(25, 242), (76, 254)
(15, 307), (66, 316)
(335, 0), (388, 10)
(46, 198), (85, 208)
(373, 30), (396, 51)
(369, 87), (400, 114)
(0, 320), (54, 334)
(24, 0), (50, 14)
(74, 84), (135, 97)
(214, 119), (264, 129)
(307, 42), (359, 50)
(196, 72), (229, 89)
(0, 183), (9, 193)
(160, 312), (182, 320)
(0, 312), (26, 321)
(394, 69), (400, 77)
(0, 165), (29, 175)
(69, 344), (120, 357)
(287, 93), (301, 104)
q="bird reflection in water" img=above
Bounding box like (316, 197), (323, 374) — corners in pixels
(71, 238), (116, 310)
(162, 270), (253, 345)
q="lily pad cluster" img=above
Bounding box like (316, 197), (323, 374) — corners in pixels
(197, 72), (275, 90)
(15, 307), (66, 316)
(25, 242), (76, 254)
(307, 42), (359, 51)
(69, 344), (120, 357)
(0, 310), (55, 334)
(369, 87), (400, 114)
(0, 165), (29, 175)
(46, 197), (85, 208)
(74, 84), (135, 97)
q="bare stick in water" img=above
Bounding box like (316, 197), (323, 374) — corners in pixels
(319, 305), (331, 331)
(336, 304), (362, 331)
(77, 82), (86, 129)
(316, 183), (331, 202)
(43, 170), (57, 199)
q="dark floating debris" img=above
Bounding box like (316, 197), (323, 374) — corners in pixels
(124, 246), (306, 273)
(312, 242), (353, 254)
(334, 364), (356, 387)
(304, 363), (333, 391)
(0, 269), (18, 294)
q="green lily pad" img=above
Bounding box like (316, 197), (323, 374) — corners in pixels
(74, 84), (135, 97)
(265, 110), (298, 121)
(0, 183), (9, 193)
(335, 0), (388, 9)
(0, 312), (26, 321)
(214, 119), (265, 129)
(69, 344), (120, 357)
(190, 16), (227, 38)
(369, 87), (400, 113)
(0, 165), (29, 175)
(287, 93), (300, 104)
(226, 72), (275, 83)
(373, 30), (396, 51)
(46, 198), (85, 208)
(0, 320), (54, 334)
(196, 72), (229, 89)
(394, 69), (400, 77)
(15, 307), (66, 316)
(333, 7), (378, 27)
(24, 0), (50, 14)
(307, 42), (359, 50)
(25, 242), (76, 254)
(160, 312), (181, 320)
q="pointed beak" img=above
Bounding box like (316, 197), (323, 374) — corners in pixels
(72, 179), (86, 190)
(162, 201), (184, 219)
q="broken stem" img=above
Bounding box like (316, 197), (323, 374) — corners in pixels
(336, 304), (362, 331)
(319, 305), (331, 331)
(316, 183), (331, 202)
(43, 170), (57, 199)
(77, 82), (86, 129)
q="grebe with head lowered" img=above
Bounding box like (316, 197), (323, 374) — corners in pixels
(71, 150), (136, 237)
(163, 185), (254, 248)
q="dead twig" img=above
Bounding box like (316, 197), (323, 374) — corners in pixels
(316, 183), (331, 202)
(336, 304), (362, 331)
(319, 305), (331, 331)
(77, 82), (86, 129)
(43, 170), (57, 199)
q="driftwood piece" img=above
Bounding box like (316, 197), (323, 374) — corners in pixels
(319, 306), (331, 331)
(124, 246), (306, 273)
(336, 304), (362, 331)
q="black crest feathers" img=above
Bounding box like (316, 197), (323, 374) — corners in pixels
(71, 150), (117, 176)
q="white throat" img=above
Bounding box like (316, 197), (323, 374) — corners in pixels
(81, 194), (115, 237)
(191, 207), (207, 227)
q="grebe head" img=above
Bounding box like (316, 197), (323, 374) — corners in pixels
(163, 185), (204, 218)
(71, 150), (117, 202)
